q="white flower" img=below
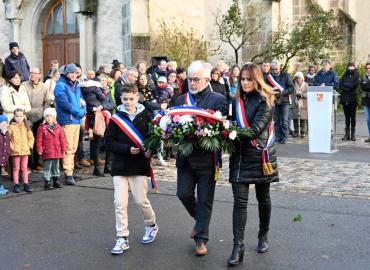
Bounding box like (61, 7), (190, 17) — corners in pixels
(159, 115), (172, 131)
(179, 114), (194, 125)
(223, 120), (231, 129)
(213, 111), (223, 120)
(204, 128), (211, 136)
(229, 130), (237, 140)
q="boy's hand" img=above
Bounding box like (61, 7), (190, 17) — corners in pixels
(130, 147), (140, 155)
(145, 150), (152, 158)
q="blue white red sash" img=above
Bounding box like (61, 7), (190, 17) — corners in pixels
(111, 113), (158, 190)
(167, 106), (223, 121)
(183, 91), (196, 106)
(111, 113), (144, 148)
(236, 97), (275, 175)
(267, 74), (285, 92)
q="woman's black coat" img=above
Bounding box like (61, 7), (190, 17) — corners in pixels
(229, 91), (279, 184)
(339, 69), (360, 105)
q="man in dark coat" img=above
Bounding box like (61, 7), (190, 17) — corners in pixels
(314, 59), (339, 89)
(266, 60), (294, 144)
(175, 61), (228, 256)
(3, 42), (30, 82)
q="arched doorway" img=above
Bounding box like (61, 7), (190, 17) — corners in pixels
(42, 0), (80, 74)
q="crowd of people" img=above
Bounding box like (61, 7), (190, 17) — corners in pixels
(1, 40), (370, 265)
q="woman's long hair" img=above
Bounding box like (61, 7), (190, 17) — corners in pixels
(229, 65), (240, 87)
(235, 63), (275, 107)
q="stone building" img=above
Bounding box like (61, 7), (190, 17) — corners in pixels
(0, 0), (368, 76)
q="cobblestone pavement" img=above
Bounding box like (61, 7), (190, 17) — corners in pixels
(152, 154), (370, 200)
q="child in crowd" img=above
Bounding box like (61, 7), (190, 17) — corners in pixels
(36, 108), (66, 190)
(8, 108), (34, 193)
(0, 115), (10, 196)
(105, 83), (158, 255)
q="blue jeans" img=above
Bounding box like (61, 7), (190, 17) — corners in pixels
(43, 159), (61, 181)
(274, 104), (290, 142)
(365, 106), (370, 135)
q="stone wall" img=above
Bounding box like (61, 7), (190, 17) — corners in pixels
(0, 2), (13, 62)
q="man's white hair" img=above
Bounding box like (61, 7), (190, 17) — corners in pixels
(270, 59), (281, 68)
(188, 60), (211, 79)
(124, 67), (138, 77)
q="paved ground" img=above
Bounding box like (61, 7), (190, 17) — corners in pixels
(1, 112), (370, 269)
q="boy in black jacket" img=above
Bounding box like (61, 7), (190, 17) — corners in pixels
(105, 83), (158, 255)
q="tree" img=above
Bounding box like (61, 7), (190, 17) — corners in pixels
(252, 0), (343, 70)
(215, 0), (265, 64)
(150, 19), (217, 67)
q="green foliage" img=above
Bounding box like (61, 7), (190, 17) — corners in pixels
(293, 213), (303, 222)
(151, 19), (218, 67)
(253, 0), (343, 70)
(177, 141), (194, 157)
(199, 137), (221, 152)
(216, 0), (265, 64)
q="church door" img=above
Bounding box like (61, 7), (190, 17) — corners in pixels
(42, 0), (80, 74)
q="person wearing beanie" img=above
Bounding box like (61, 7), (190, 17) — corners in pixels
(54, 62), (86, 185)
(0, 114), (10, 196)
(3, 42), (30, 82)
(36, 108), (66, 189)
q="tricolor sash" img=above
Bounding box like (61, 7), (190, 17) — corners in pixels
(183, 91), (196, 106)
(236, 98), (275, 176)
(267, 74), (285, 92)
(167, 106), (223, 121)
(111, 113), (158, 190)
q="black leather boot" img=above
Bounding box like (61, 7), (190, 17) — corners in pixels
(257, 235), (269, 253)
(227, 242), (245, 266)
(52, 177), (62, 188)
(350, 127), (356, 141)
(342, 128), (350, 141)
(44, 181), (52, 190)
(93, 167), (104, 177)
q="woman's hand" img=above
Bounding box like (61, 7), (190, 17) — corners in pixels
(130, 147), (140, 155)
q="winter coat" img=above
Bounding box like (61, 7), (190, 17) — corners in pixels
(314, 69), (339, 89)
(305, 74), (316, 86)
(291, 81), (308, 120)
(3, 52), (30, 82)
(0, 130), (10, 166)
(153, 84), (172, 104)
(105, 104), (152, 177)
(8, 122), (34, 156)
(138, 84), (160, 114)
(175, 86), (228, 170)
(210, 80), (227, 97)
(266, 72), (294, 105)
(101, 87), (116, 113)
(229, 91), (279, 184)
(36, 123), (67, 160)
(0, 84), (31, 120)
(23, 81), (53, 123)
(152, 66), (167, 82)
(80, 80), (105, 112)
(54, 75), (86, 126)
(360, 74), (370, 107)
(339, 69), (360, 105)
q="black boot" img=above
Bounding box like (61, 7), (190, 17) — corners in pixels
(257, 235), (269, 253)
(24, 184), (32, 193)
(13, 184), (20, 193)
(103, 165), (111, 174)
(342, 128), (350, 141)
(350, 127), (356, 141)
(52, 177), (62, 188)
(93, 167), (104, 177)
(44, 181), (52, 190)
(227, 242), (245, 266)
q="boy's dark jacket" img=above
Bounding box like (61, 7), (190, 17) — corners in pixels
(105, 104), (152, 177)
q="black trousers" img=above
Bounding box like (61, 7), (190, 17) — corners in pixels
(31, 119), (43, 168)
(343, 103), (357, 128)
(177, 162), (216, 244)
(231, 183), (271, 244)
(89, 134), (102, 168)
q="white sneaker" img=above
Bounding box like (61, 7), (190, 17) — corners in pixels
(111, 237), (129, 255)
(141, 224), (159, 244)
(157, 154), (167, 166)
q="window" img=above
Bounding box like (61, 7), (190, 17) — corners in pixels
(45, 0), (78, 35)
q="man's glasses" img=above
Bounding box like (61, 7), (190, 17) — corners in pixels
(188, 77), (205, 82)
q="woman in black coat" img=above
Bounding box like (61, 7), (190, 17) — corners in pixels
(227, 63), (279, 266)
(339, 62), (360, 141)
(360, 62), (370, 143)
(210, 68), (227, 97)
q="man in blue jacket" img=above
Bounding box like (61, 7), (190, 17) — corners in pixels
(54, 64), (86, 185)
(314, 59), (339, 89)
